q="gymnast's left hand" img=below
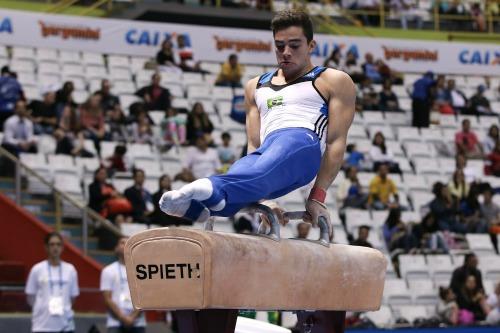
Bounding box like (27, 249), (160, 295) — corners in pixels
(304, 199), (333, 241)
(260, 200), (289, 226)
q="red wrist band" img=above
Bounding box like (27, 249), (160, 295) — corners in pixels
(308, 187), (326, 203)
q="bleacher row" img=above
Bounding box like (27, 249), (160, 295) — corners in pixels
(2, 44), (500, 327)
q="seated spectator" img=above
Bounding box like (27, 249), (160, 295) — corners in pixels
(323, 48), (341, 70)
(80, 93), (106, 155)
(368, 163), (399, 210)
(438, 287), (459, 326)
(455, 119), (482, 159)
(450, 253), (484, 296)
(130, 110), (153, 144)
(0, 66), (22, 128)
(434, 75), (453, 114)
(135, 73), (172, 111)
(177, 135), (221, 182)
(218, 132), (238, 172)
(29, 85), (58, 134)
(448, 169), (469, 202)
(486, 282), (500, 325)
(358, 77), (379, 110)
(341, 50), (364, 83)
(215, 54), (243, 88)
(106, 106), (128, 142)
(343, 143), (365, 169)
(430, 182), (464, 233)
(54, 128), (93, 158)
(58, 105), (79, 133)
(176, 34), (197, 72)
(456, 153), (480, 183)
(104, 145), (131, 175)
(456, 275), (490, 322)
(1, 100), (37, 157)
(378, 79), (400, 112)
(460, 184), (489, 233)
(95, 79), (120, 113)
(382, 208), (402, 245)
(124, 169), (154, 224)
(444, 79), (468, 114)
(337, 166), (367, 209)
(370, 132), (399, 173)
(383, 208), (418, 253)
(151, 175), (191, 227)
(361, 53), (382, 84)
(156, 39), (178, 67)
(483, 124), (499, 155)
(186, 102), (214, 145)
(351, 225), (373, 248)
(412, 213), (448, 253)
(55, 81), (77, 117)
(161, 107), (186, 148)
(297, 222), (311, 239)
(469, 85), (492, 115)
(375, 59), (401, 84)
(485, 141), (500, 177)
(480, 186), (500, 246)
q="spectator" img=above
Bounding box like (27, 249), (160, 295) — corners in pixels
(80, 93), (106, 155)
(186, 102), (214, 145)
(412, 213), (448, 253)
(370, 132), (399, 173)
(382, 207), (402, 245)
(456, 153), (479, 183)
(107, 107), (128, 142)
(444, 79), (467, 114)
(471, 2), (486, 32)
(151, 175), (191, 227)
(130, 111), (153, 144)
(383, 208), (418, 253)
(378, 79), (400, 112)
(297, 222), (311, 239)
(215, 54), (244, 88)
(323, 48), (341, 70)
(88, 167), (130, 217)
(357, 0), (381, 26)
(450, 253), (484, 296)
(343, 143), (365, 169)
(54, 128), (93, 158)
(368, 163), (399, 210)
(469, 85), (492, 115)
(104, 145), (131, 175)
(55, 81), (76, 117)
(390, 0), (423, 29)
(480, 186), (500, 243)
(218, 132), (238, 170)
(351, 225), (373, 248)
(135, 73), (172, 111)
(361, 53), (382, 84)
(156, 39), (177, 67)
(358, 77), (379, 110)
(178, 135), (221, 181)
(25, 232), (79, 333)
(448, 169), (469, 202)
(460, 183), (489, 233)
(483, 124), (499, 155)
(29, 85), (58, 134)
(341, 50), (364, 82)
(0, 66), (22, 127)
(100, 236), (146, 333)
(486, 282), (500, 325)
(456, 275), (490, 322)
(411, 71), (435, 127)
(336, 166), (367, 209)
(455, 119), (482, 159)
(434, 75), (455, 114)
(95, 79), (120, 113)
(438, 287), (459, 326)
(485, 141), (500, 177)
(161, 108), (187, 148)
(124, 169), (154, 224)
(430, 182), (464, 233)
(1, 99), (37, 157)
(58, 105), (80, 134)
(177, 34), (196, 72)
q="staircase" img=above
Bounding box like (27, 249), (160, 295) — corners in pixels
(0, 176), (115, 265)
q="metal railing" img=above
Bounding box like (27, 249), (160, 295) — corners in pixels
(0, 146), (122, 255)
(45, 0), (117, 15)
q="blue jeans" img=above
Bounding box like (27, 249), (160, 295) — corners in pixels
(185, 128), (322, 219)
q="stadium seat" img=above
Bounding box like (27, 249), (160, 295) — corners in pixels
(398, 254), (429, 280)
(47, 154), (79, 176)
(10, 59), (35, 73)
(38, 61), (60, 75)
(362, 305), (393, 328)
(466, 234), (496, 255)
(408, 279), (438, 305)
(36, 48), (58, 62)
(164, 83), (184, 98)
(392, 305), (428, 324)
(112, 81), (136, 95)
(426, 255), (454, 281)
(199, 62), (221, 74)
(12, 46), (36, 61)
(212, 86), (233, 102)
(404, 142), (434, 159)
(345, 208), (371, 233)
(412, 157), (440, 175)
(362, 112), (385, 126)
(383, 279), (412, 305)
(108, 55), (130, 69)
(130, 57), (149, 73)
(478, 255), (500, 280)
(410, 190), (433, 212)
(59, 50), (81, 64)
(187, 85), (211, 100)
(420, 128), (444, 144)
(400, 211), (421, 224)
(133, 160), (163, 179)
(402, 174), (428, 192)
(394, 156), (412, 173)
(369, 125), (395, 140)
(82, 52), (105, 67)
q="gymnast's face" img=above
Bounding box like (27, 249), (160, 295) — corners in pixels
(274, 26), (315, 76)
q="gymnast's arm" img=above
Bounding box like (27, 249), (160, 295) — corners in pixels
(245, 77), (261, 154)
(312, 70), (356, 195)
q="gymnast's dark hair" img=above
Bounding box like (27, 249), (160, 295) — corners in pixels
(271, 9), (314, 43)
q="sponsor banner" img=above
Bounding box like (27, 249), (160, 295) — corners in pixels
(0, 9), (498, 75)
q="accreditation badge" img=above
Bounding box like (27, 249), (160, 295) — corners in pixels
(48, 296), (64, 316)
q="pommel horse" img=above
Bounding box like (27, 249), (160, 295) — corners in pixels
(124, 204), (387, 333)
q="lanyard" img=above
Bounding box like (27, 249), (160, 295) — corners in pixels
(47, 262), (63, 295)
(117, 263), (127, 286)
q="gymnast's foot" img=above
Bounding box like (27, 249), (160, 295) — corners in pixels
(159, 190), (210, 223)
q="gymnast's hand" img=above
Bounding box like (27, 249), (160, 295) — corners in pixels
(260, 200), (289, 226)
(304, 199), (333, 241)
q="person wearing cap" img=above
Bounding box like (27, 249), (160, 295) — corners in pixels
(469, 84), (492, 116)
(29, 85), (58, 134)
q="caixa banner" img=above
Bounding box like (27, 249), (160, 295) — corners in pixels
(0, 8), (498, 75)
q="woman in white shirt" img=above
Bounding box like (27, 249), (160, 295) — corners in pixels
(483, 124), (499, 155)
(370, 131), (400, 173)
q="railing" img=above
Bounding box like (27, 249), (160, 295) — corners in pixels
(44, 0), (118, 15)
(0, 146), (122, 255)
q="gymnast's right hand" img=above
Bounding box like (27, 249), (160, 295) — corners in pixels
(304, 199), (333, 241)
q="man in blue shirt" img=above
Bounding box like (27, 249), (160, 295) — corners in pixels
(411, 71), (435, 128)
